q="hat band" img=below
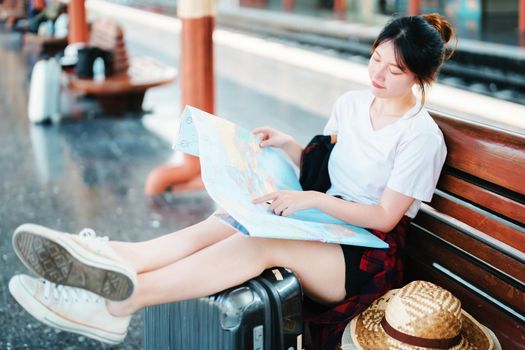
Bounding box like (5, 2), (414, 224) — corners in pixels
(381, 317), (462, 349)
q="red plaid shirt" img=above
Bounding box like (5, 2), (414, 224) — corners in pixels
(303, 216), (410, 350)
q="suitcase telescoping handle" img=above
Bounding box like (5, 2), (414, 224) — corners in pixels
(258, 277), (285, 350)
(259, 267), (303, 350)
(248, 279), (273, 350)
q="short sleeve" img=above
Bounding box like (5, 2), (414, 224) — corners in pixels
(386, 133), (447, 201)
(323, 92), (352, 135)
(323, 104), (339, 135)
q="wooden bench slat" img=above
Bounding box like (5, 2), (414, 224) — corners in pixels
(432, 113), (525, 196)
(429, 194), (525, 252)
(404, 258), (525, 350)
(67, 18), (177, 115)
(89, 19), (123, 39)
(89, 18), (129, 75)
(438, 174), (525, 224)
(405, 112), (525, 349)
(90, 34), (125, 50)
(69, 57), (177, 94)
(407, 225), (525, 314)
(414, 211), (525, 282)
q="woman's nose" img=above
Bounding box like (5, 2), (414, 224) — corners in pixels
(371, 67), (385, 82)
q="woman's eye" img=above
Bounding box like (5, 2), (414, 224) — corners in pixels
(390, 70), (402, 75)
(373, 56), (380, 62)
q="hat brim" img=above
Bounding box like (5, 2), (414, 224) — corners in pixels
(349, 289), (494, 350)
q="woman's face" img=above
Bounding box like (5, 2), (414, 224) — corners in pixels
(368, 40), (416, 98)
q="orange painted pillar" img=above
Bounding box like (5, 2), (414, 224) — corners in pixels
(334, 0), (346, 16)
(32, 0), (45, 11)
(408, 0), (420, 15)
(145, 0), (215, 195)
(282, 0), (294, 11)
(68, 0), (89, 44)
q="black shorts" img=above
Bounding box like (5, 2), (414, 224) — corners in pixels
(340, 244), (374, 299)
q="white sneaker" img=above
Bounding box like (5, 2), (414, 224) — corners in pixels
(8, 274), (131, 345)
(12, 223), (137, 301)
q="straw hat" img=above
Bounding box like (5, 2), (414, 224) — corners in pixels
(349, 281), (494, 349)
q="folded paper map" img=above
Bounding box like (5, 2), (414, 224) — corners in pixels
(174, 106), (388, 249)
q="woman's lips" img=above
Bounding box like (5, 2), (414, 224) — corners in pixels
(372, 81), (385, 89)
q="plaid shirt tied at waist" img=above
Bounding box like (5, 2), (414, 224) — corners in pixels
(304, 216), (411, 350)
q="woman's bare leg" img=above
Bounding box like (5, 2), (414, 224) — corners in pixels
(107, 232), (346, 316)
(110, 214), (236, 273)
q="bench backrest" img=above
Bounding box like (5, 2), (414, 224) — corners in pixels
(404, 111), (525, 349)
(89, 18), (129, 75)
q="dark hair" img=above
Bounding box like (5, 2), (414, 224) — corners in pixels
(371, 13), (456, 105)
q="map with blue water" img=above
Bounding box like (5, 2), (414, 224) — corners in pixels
(174, 106), (388, 249)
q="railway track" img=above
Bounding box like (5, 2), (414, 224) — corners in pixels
(111, 0), (525, 106)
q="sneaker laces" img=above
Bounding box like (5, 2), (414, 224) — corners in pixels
(78, 228), (109, 251)
(42, 280), (101, 304)
(78, 228), (109, 241)
(75, 228), (125, 266)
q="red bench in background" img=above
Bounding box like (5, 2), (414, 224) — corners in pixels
(66, 18), (177, 116)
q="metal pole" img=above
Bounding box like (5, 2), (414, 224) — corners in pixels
(282, 0), (294, 11)
(334, 0), (346, 17)
(68, 0), (89, 44)
(408, 0), (420, 15)
(32, 0), (45, 11)
(145, 0), (215, 195)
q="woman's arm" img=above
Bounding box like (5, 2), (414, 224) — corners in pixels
(252, 126), (303, 166)
(314, 188), (414, 232)
(280, 139), (303, 166)
(254, 187), (414, 232)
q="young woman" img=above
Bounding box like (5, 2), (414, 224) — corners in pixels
(9, 13), (454, 348)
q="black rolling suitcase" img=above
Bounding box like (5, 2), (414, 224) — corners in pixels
(143, 267), (303, 350)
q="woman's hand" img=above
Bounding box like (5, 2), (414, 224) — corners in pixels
(253, 190), (321, 216)
(252, 126), (304, 166)
(252, 126), (294, 149)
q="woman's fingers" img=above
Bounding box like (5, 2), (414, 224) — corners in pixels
(253, 190), (302, 216)
(281, 206), (295, 217)
(272, 202), (289, 216)
(252, 191), (278, 204)
(252, 126), (272, 138)
(268, 197), (284, 211)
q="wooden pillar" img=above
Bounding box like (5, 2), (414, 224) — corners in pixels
(68, 0), (89, 44)
(334, 0), (346, 17)
(145, 0), (215, 195)
(2, 0), (13, 9)
(282, 0), (294, 11)
(179, 0), (215, 115)
(32, 0), (45, 11)
(408, 0), (420, 15)
(520, 0), (525, 33)
(240, 0), (267, 7)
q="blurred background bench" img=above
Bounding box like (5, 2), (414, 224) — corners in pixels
(66, 18), (177, 115)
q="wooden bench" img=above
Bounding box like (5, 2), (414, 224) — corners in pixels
(20, 1), (68, 56)
(1, 0), (26, 30)
(66, 18), (177, 115)
(141, 107), (524, 349)
(23, 33), (67, 56)
(402, 111), (525, 349)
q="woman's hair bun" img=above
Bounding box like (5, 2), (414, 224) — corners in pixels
(422, 13), (454, 44)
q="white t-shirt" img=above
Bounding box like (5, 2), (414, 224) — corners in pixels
(323, 89), (447, 218)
